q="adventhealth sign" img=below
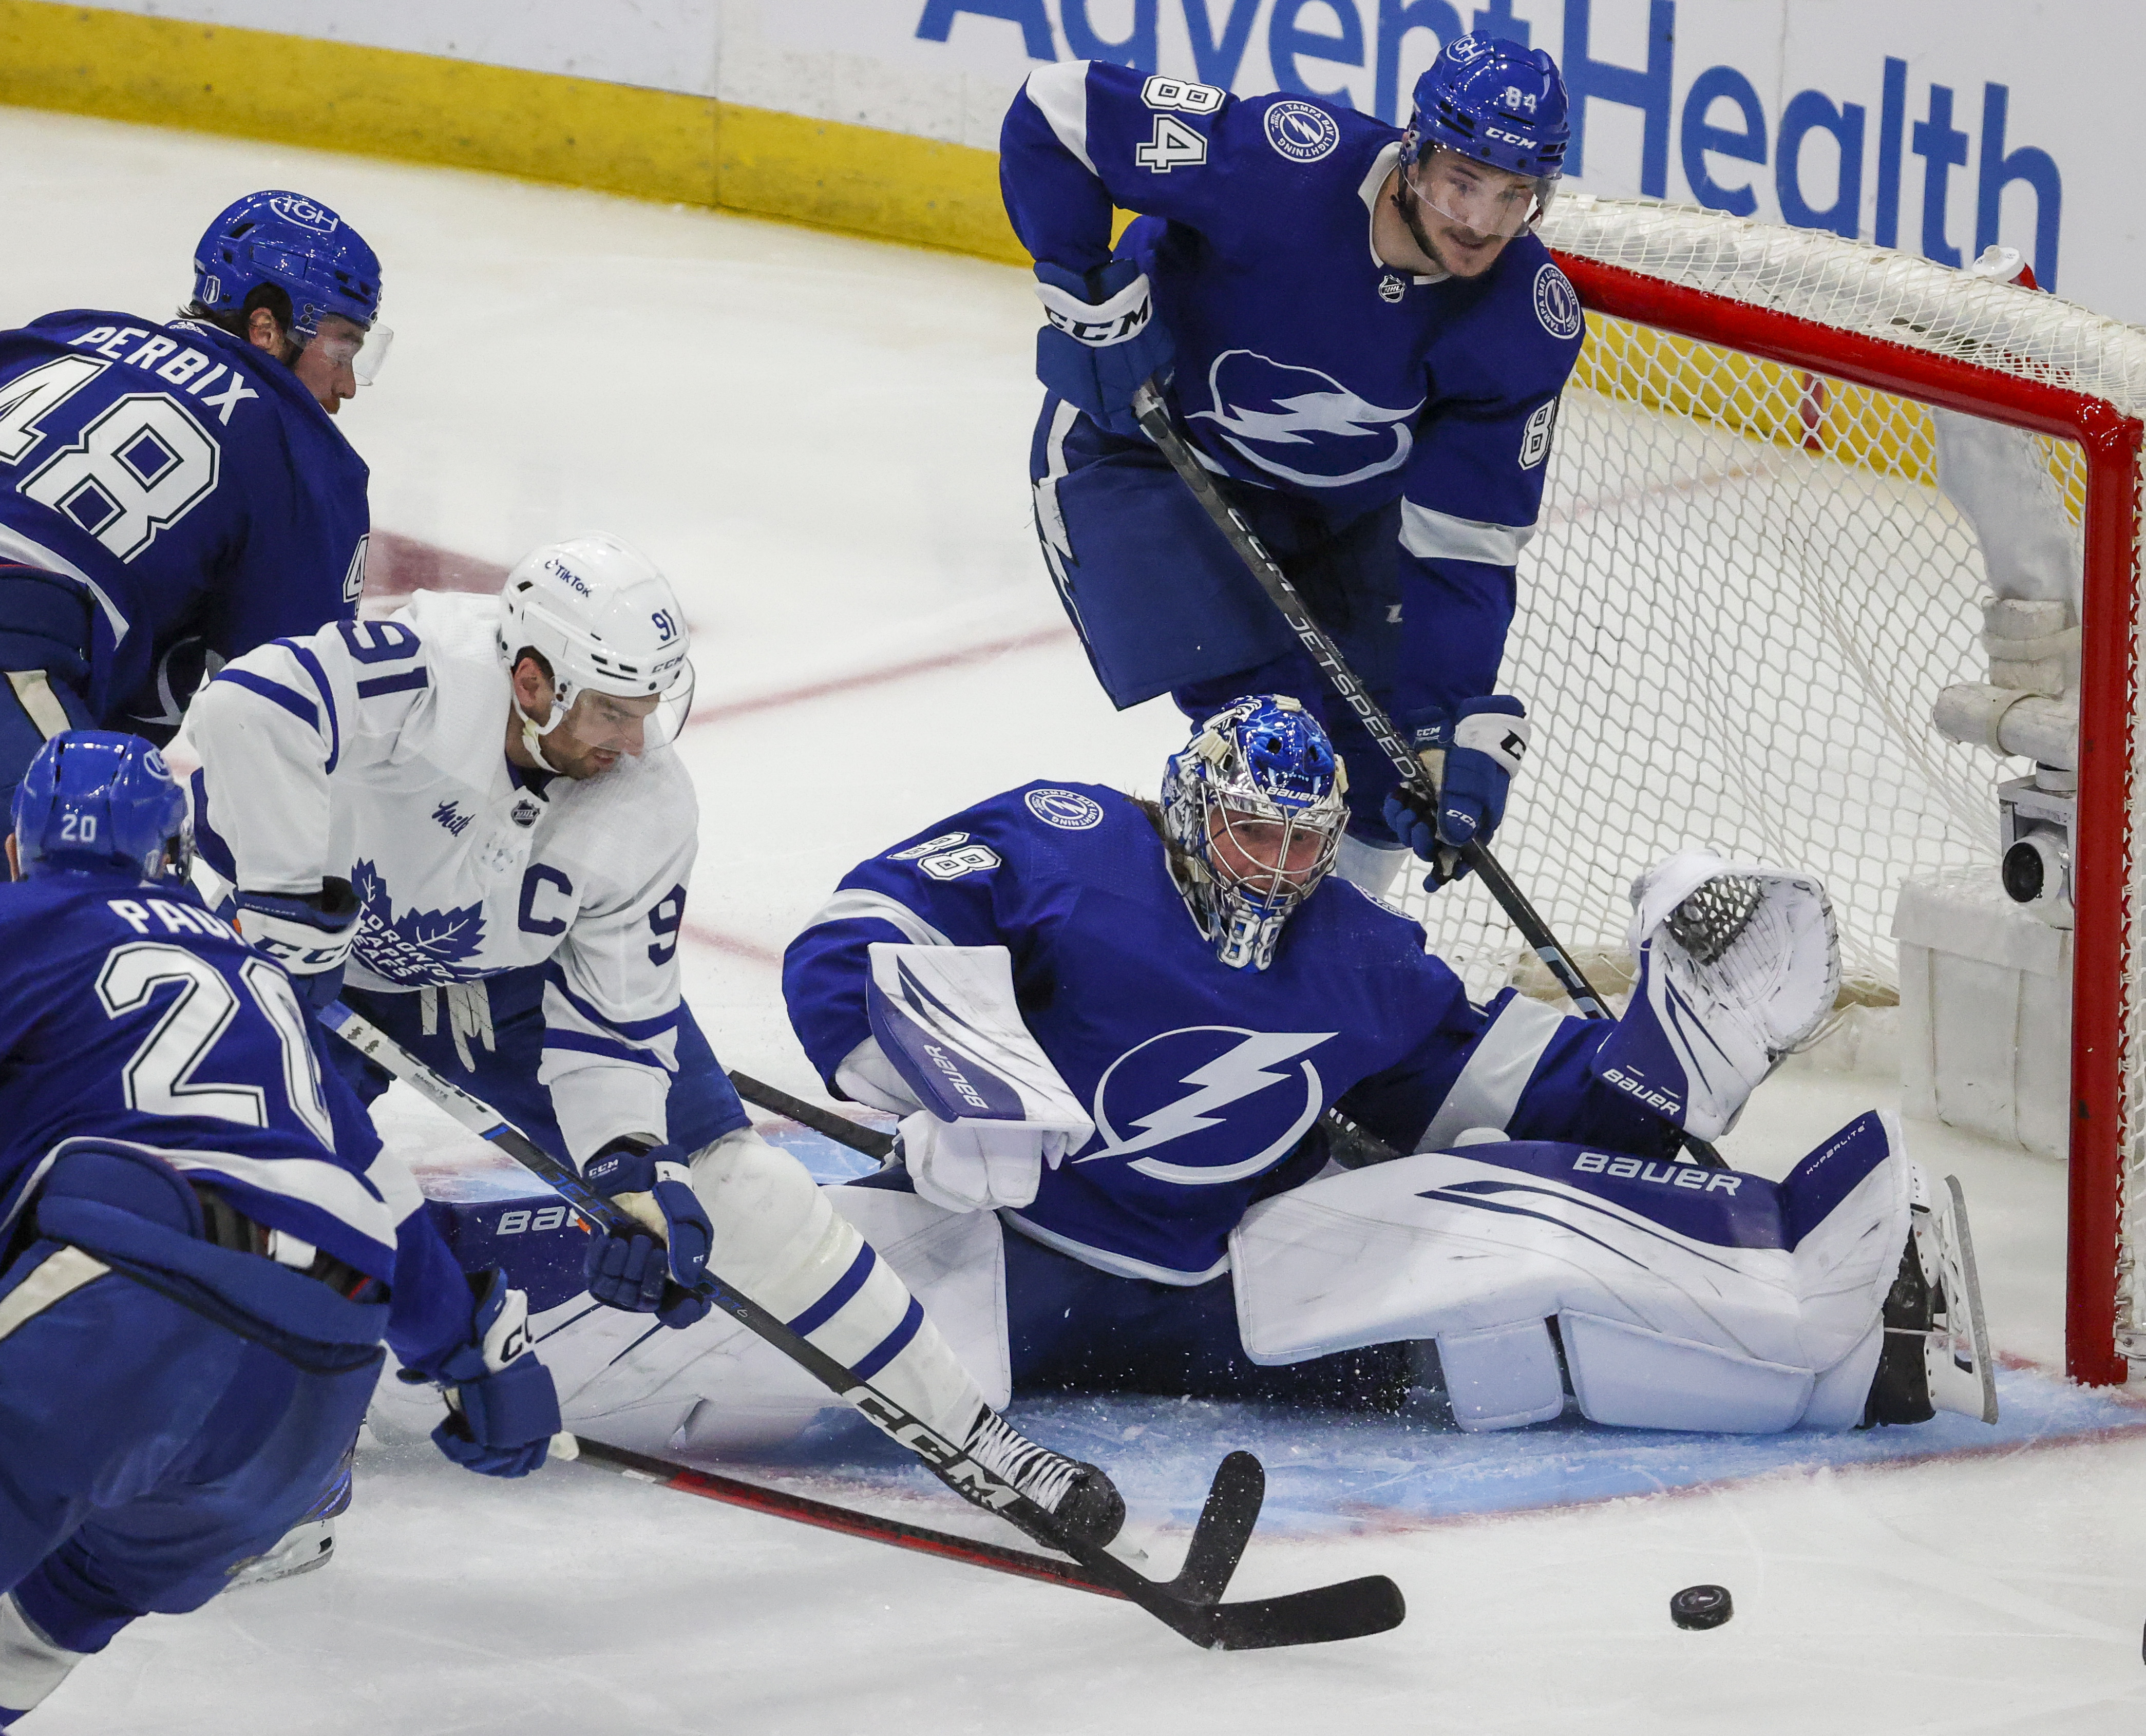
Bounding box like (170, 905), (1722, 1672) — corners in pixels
(915, 0), (2073, 297)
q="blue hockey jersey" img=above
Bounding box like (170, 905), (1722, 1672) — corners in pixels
(1002, 61), (1582, 540)
(0, 868), (470, 1363)
(0, 310), (370, 739)
(784, 783), (1673, 1284)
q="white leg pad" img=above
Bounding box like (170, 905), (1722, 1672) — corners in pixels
(690, 1132), (992, 1441)
(1233, 1113), (1914, 1434)
(1561, 1310), (1812, 1432)
(0, 1591), (84, 1714)
(1438, 1320), (1565, 1430)
(518, 1174), (1011, 1455)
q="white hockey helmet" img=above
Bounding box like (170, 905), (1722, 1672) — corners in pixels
(497, 532), (695, 758)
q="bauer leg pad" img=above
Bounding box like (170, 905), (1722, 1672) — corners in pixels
(1232, 1118), (1914, 1434)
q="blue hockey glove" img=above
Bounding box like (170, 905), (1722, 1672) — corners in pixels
(234, 876), (360, 1012)
(1383, 698), (1532, 888)
(582, 1137), (712, 1328)
(1033, 258), (1174, 440)
(403, 1268), (561, 1479)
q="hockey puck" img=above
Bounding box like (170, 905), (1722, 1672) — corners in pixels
(1669, 1584), (1733, 1631)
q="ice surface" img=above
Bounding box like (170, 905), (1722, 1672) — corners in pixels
(6, 106), (2145, 1733)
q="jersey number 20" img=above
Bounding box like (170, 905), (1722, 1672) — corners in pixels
(96, 942), (337, 1147)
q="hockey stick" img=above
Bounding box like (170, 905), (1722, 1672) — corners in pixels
(1129, 377), (1726, 1170)
(568, 1435), (1126, 1598)
(322, 1001), (1404, 1649)
(728, 1069), (895, 1164)
(731, 1071), (1406, 1172)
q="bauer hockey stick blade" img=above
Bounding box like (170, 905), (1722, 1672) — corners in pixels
(326, 1003), (1406, 1649)
(1127, 379), (1726, 1171)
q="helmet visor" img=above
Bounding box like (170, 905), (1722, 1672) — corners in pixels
(1403, 148), (1546, 239)
(309, 319), (394, 386)
(564, 660), (697, 755)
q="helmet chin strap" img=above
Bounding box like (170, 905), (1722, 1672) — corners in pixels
(512, 685), (572, 774)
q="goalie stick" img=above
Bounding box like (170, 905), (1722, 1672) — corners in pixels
(323, 1001), (1404, 1650)
(1128, 377), (1728, 1170)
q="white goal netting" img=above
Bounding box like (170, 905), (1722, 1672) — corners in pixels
(1395, 196), (2146, 1368)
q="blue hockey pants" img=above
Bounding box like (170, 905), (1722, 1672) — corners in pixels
(1031, 398), (1415, 836)
(0, 1238), (379, 1721)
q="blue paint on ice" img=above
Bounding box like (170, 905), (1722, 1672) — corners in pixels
(736, 1366), (2146, 1537)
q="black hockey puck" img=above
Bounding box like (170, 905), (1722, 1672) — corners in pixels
(1669, 1584), (1733, 1630)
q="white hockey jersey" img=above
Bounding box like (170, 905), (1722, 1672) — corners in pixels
(184, 589), (698, 1161)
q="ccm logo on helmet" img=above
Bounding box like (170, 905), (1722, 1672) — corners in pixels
(1571, 1150), (1744, 1194)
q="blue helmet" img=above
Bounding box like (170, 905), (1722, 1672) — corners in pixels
(11, 731), (191, 883)
(1159, 696), (1347, 971)
(1406, 34), (1569, 181)
(192, 190), (383, 338)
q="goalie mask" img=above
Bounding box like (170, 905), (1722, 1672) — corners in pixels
(497, 532), (696, 772)
(1159, 695), (1347, 971)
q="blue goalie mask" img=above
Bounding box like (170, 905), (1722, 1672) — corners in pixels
(1159, 696), (1347, 971)
(11, 731), (192, 884)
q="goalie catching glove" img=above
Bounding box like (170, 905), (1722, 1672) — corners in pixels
(1589, 850), (1839, 1141)
(867, 942), (1093, 1215)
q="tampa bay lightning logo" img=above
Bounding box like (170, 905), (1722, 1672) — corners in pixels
(1533, 263), (1583, 340)
(269, 193), (338, 235)
(350, 859), (486, 985)
(1190, 351), (1423, 488)
(1264, 101), (1340, 162)
(1024, 788), (1105, 830)
(1077, 1026), (1335, 1186)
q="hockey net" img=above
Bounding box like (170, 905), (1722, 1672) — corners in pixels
(1398, 195), (2146, 1384)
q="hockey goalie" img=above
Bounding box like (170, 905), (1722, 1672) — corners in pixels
(517, 696), (1995, 1447)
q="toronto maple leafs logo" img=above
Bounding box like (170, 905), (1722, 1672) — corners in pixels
(350, 859), (486, 985)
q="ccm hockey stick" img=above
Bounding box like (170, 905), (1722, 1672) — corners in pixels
(1128, 378), (1726, 1170)
(324, 1001), (1405, 1649)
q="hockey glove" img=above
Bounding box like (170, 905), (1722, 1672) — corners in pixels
(899, 1113), (1080, 1214)
(400, 1267), (561, 1478)
(582, 1136), (713, 1328)
(235, 876), (360, 1012)
(1382, 698), (1531, 888)
(1588, 851), (1840, 1140)
(1033, 258), (1174, 440)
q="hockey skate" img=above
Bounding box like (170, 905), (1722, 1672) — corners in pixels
(1864, 1167), (1999, 1427)
(963, 1408), (1126, 1548)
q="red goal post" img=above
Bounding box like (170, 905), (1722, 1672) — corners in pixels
(1421, 196), (2143, 1385)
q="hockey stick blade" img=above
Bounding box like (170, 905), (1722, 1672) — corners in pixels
(1170, 1449), (1262, 1602)
(328, 1003), (1403, 1649)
